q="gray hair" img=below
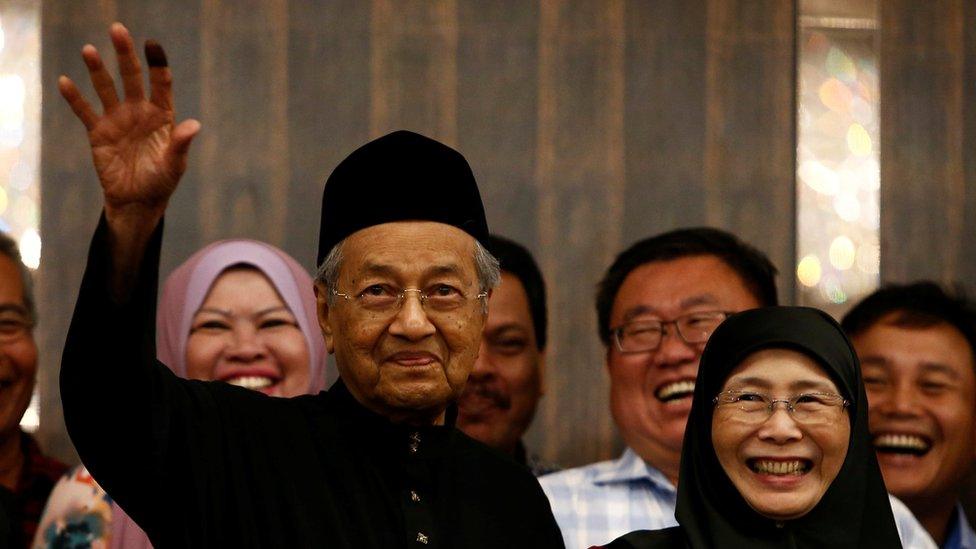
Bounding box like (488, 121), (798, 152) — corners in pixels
(316, 238), (501, 306)
(0, 232), (35, 324)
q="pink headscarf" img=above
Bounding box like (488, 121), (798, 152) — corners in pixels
(111, 239), (333, 549)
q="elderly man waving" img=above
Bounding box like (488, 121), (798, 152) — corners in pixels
(58, 23), (563, 548)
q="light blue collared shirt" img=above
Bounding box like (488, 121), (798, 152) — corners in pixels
(540, 448), (936, 549)
(539, 449), (677, 549)
(941, 504), (976, 549)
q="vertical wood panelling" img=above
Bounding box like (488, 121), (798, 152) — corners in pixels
(623, 0), (708, 240)
(117, 2), (204, 278)
(370, 0), (458, 144)
(285, 1), (371, 270)
(199, 0), (290, 244)
(703, 0), (797, 303)
(536, 0), (626, 466)
(456, 1), (539, 250)
(39, 0), (119, 462)
(880, 0), (973, 288)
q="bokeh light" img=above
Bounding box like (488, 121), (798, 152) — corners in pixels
(797, 255), (823, 287)
(797, 25), (880, 315)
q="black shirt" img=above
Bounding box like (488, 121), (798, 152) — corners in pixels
(60, 217), (564, 548)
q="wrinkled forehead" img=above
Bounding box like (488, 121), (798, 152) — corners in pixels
(340, 221), (479, 279)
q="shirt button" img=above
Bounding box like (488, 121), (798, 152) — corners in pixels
(416, 532), (429, 544)
(409, 431), (421, 453)
(410, 490), (421, 502)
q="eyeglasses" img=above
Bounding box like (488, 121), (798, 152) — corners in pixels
(331, 283), (488, 317)
(713, 390), (849, 425)
(0, 312), (33, 344)
(611, 311), (730, 353)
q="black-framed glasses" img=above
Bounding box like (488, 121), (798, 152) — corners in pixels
(611, 311), (730, 353)
(713, 390), (849, 425)
(332, 283), (487, 317)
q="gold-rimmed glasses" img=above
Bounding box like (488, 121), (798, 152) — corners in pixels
(713, 390), (849, 425)
(331, 283), (487, 317)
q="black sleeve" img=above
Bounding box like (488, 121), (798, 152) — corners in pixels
(59, 215), (290, 541)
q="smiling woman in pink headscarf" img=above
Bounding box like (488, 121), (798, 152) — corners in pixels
(33, 239), (331, 549)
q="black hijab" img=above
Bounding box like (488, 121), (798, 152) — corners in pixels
(609, 306), (901, 548)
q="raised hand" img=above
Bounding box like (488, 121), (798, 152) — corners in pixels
(58, 22), (199, 230)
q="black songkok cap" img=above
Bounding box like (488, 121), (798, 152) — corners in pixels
(317, 130), (490, 266)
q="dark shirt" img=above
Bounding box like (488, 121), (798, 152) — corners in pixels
(514, 440), (561, 478)
(9, 431), (69, 548)
(60, 217), (564, 548)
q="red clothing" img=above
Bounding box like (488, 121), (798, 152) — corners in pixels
(13, 431), (69, 547)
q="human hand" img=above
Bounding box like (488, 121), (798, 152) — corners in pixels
(58, 22), (200, 230)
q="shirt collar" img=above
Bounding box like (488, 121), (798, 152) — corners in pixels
(947, 503), (976, 549)
(592, 447), (676, 494)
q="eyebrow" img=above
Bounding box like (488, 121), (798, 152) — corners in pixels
(360, 262), (469, 281)
(194, 306), (291, 317)
(725, 376), (836, 393)
(621, 293), (720, 323)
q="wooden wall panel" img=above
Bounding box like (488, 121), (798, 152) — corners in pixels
(704, 0), (797, 304)
(456, 1), (539, 250)
(536, 0), (626, 466)
(370, 0), (458, 144)
(285, 0), (371, 268)
(623, 0), (708, 239)
(38, 0), (121, 463)
(880, 0), (975, 288)
(198, 0), (290, 244)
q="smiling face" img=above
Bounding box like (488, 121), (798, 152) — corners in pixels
(0, 254), (36, 440)
(457, 272), (544, 454)
(712, 348), (850, 520)
(185, 267), (311, 397)
(853, 314), (976, 508)
(607, 255), (760, 483)
(317, 221), (487, 423)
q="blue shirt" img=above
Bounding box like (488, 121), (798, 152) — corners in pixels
(539, 449), (677, 548)
(941, 504), (976, 549)
(540, 448), (936, 549)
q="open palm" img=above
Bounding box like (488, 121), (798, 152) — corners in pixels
(59, 23), (199, 217)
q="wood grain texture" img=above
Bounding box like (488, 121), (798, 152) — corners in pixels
(38, 0), (122, 463)
(456, 0), (539, 251)
(370, 0), (458, 144)
(704, 0), (797, 305)
(623, 0), (708, 240)
(880, 0), (974, 289)
(536, 0), (626, 466)
(199, 0), (290, 244)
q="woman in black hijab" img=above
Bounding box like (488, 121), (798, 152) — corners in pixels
(604, 306), (902, 548)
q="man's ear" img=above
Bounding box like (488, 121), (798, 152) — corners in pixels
(313, 282), (335, 354)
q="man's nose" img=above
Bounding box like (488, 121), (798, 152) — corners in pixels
(651, 326), (698, 367)
(877, 379), (921, 418)
(470, 341), (496, 378)
(388, 292), (436, 341)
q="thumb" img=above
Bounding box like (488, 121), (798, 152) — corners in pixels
(166, 118), (200, 178)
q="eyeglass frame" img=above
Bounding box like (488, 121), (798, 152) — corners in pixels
(330, 285), (489, 316)
(712, 389), (850, 424)
(610, 310), (733, 354)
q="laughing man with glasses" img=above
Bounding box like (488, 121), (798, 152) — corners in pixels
(539, 228), (778, 548)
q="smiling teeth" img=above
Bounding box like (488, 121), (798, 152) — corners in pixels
(753, 460), (808, 475)
(656, 380), (695, 402)
(227, 376), (274, 390)
(874, 434), (930, 452)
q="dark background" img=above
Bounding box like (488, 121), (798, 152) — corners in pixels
(38, 0), (975, 480)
